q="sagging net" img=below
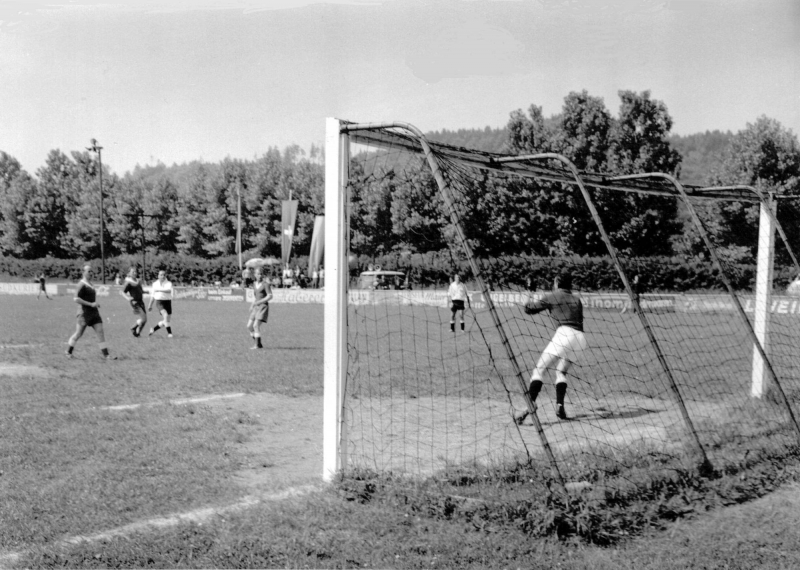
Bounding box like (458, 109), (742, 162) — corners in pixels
(340, 123), (800, 491)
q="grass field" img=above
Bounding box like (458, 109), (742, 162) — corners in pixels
(2, 289), (800, 568)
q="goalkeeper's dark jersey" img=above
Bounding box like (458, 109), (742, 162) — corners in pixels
(524, 288), (583, 332)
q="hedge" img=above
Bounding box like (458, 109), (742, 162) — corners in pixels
(348, 251), (797, 293)
(0, 251), (796, 293)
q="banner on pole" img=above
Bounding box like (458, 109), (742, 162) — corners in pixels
(281, 200), (299, 267)
(309, 215), (325, 273)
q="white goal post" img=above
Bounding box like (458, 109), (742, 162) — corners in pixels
(323, 117), (348, 482)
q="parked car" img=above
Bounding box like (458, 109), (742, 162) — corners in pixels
(357, 270), (410, 290)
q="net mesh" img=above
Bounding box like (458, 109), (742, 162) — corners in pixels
(340, 124), (800, 490)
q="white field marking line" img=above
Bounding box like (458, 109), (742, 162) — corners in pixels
(101, 392), (246, 411)
(0, 485), (319, 568)
(0, 344), (42, 349)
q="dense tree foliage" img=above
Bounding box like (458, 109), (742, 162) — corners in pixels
(0, 146), (324, 261)
(351, 90), (684, 260)
(705, 116), (800, 265)
(1, 98), (796, 270)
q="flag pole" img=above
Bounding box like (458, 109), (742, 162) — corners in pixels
(237, 186), (242, 270)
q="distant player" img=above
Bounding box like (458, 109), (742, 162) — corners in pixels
(246, 268), (273, 349)
(242, 266), (253, 288)
(65, 264), (117, 360)
(147, 269), (174, 338)
(35, 272), (51, 300)
(620, 274), (641, 315)
(515, 269), (586, 423)
(447, 273), (470, 332)
(120, 267), (147, 337)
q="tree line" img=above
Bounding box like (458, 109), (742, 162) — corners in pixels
(0, 145), (324, 262)
(1, 89), (798, 269)
(351, 90), (800, 266)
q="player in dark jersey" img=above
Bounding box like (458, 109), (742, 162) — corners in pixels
(515, 268), (586, 423)
(36, 272), (52, 300)
(246, 268), (273, 349)
(120, 266), (147, 337)
(65, 264), (117, 360)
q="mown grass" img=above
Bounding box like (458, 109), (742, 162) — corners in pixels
(0, 292), (323, 555)
(13, 459), (800, 569)
(3, 291), (800, 568)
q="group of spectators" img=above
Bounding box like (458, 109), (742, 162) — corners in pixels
(237, 265), (324, 290)
(109, 265), (326, 290)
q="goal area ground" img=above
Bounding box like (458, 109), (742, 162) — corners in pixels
(323, 118), (800, 494)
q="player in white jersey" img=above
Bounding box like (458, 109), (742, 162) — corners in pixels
(147, 270), (174, 338)
(447, 273), (470, 332)
(247, 268), (273, 349)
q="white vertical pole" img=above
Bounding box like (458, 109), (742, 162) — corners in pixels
(752, 193), (776, 397)
(323, 118), (348, 481)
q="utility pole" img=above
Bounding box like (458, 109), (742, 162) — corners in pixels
(87, 139), (106, 283)
(135, 210), (158, 283)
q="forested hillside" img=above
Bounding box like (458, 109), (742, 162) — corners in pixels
(427, 126), (735, 186)
(1, 91), (797, 268)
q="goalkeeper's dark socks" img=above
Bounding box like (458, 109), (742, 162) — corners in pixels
(166, 326), (172, 335)
(556, 382), (568, 406)
(528, 380), (543, 402)
(460, 321), (465, 331)
(66, 345), (75, 355)
(450, 322), (455, 332)
(152, 324), (161, 333)
(256, 338), (263, 348)
(101, 348), (109, 357)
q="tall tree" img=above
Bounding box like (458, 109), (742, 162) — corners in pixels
(23, 151), (74, 258)
(0, 152), (27, 255)
(173, 162), (213, 256)
(61, 150), (118, 260)
(706, 116), (800, 264)
(0, 172), (37, 257)
(505, 90), (683, 257)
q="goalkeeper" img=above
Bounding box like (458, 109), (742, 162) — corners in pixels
(515, 268), (586, 423)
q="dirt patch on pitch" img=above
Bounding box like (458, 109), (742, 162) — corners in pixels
(206, 391), (735, 490)
(342, 395), (732, 477)
(205, 393), (323, 494)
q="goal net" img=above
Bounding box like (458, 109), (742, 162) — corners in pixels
(324, 119), (800, 492)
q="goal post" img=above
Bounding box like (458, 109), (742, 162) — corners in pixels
(752, 193), (776, 398)
(322, 117), (800, 489)
(322, 118), (348, 482)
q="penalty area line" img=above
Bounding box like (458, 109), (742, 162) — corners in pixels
(101, 392), (246, 411)
(0, 485), (317, 568)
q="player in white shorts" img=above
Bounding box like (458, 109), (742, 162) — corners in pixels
(515, 268), (586, 423)
(147, 270), (174, 338)
(447, 273), (470, 332)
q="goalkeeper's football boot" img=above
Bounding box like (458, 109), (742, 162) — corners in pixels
(556, 404), (568, 421)
(513, 402), (536, 425)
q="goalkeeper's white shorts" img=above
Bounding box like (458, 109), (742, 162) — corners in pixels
(541, 325), (587, 364)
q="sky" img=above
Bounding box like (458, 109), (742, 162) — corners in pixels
(1, 0), (798, 177)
